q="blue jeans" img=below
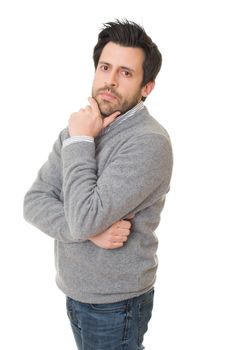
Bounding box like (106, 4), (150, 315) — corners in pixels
(66, 288), (154, 350)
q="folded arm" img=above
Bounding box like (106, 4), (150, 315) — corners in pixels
(62, 133), (172, 240)
(23, 129), (133, 247)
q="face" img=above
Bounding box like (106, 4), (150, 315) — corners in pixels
(92, 42), (154, 117)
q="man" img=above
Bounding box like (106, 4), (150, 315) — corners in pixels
(23, 19), (173, 350)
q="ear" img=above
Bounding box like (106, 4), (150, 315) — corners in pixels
(141, 81), (155, 99)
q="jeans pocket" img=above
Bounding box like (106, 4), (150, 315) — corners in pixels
(85, 301), (131, 345)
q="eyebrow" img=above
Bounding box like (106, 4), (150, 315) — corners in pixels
(98, 61), (135, 74)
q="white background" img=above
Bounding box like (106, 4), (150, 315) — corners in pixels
(0, 0), (232, 349)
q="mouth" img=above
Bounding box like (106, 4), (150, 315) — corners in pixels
(98, 91), (118, 101)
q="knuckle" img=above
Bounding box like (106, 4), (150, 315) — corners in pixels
(122, 220), (131, 228)
(118, 220), (125, 226)
(109, 227), (116, 236)
(122, 229), (130, 236)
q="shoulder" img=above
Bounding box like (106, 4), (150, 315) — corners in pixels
(117, 131), (172, 169)
(124, 107), (172, 153)
(136, 107), (171, 140)
(59, 127), (70, 142)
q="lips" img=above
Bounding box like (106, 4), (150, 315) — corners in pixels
(99, 91), (118, 101)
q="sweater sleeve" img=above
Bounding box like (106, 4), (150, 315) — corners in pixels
(23, 128), (87, 243)
(61, 133), (173, 240)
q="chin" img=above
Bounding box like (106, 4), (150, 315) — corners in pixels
(99, 105), (120, 118)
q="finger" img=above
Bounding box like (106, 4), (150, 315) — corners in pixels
(110, 235), (129, 244)
(103, 111), (121, 128)
(112, 234), (128, 242)
(108, 242), (124, 249)
(116, 236), (128, 242)
(88, 97), (100, 113)
(113, 228), (130, 236)
(117, 220), (131, 229)
(110, 235), (128, 243)
(117, 235), (129, 242)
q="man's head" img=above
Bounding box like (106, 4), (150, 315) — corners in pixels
(92, 19), (162, 117)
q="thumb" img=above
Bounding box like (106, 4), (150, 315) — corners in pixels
(103, 111), (121, 128)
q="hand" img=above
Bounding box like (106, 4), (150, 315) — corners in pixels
(68, 97), (120, 137)
(89, 219), (132, 249)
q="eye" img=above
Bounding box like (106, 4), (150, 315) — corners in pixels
(122, 70), (132, 77)
(100, 65), (109, 71)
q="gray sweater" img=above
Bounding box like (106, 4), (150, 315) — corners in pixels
(23, 105), (173, 303)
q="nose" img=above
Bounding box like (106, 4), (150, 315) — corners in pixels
(105, 70), (118, 88)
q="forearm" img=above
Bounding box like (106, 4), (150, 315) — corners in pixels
(23, 182), (86, 243)
(23, 180), (132, 247)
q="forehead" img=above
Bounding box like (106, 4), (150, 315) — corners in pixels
(99, 42), (145, 71)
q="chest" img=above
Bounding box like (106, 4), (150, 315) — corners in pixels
(95, 135), (125, 176)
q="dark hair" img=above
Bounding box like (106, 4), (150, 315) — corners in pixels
(93, 19), (162, 99)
